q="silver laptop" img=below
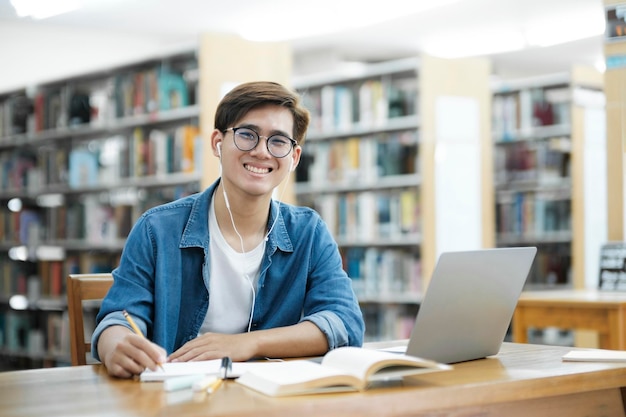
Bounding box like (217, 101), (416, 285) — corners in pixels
(404, 247), (537, 363)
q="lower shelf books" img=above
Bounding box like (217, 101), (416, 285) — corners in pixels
(235, 346), (451, 397)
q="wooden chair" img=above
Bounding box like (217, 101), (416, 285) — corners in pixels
(66, 273), (113, 366)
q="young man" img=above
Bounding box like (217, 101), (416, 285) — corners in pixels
(93, 81), (365, 378)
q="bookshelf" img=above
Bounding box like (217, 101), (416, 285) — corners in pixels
(491, 67), (605, 290)
(605, 0), (626, 243)
(0, 50), (202, 369)
(0, 34), (293, 370)
(292, 56), (492, 342)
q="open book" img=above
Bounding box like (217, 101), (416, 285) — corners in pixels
(235, 346), (452, 397)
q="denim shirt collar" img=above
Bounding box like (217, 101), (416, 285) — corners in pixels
(179, 179), (294, 253)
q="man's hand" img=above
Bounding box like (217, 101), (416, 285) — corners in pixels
(99, 325), (167, 378)
(168, 332), (257, 362)
(168, 322), (328, 363)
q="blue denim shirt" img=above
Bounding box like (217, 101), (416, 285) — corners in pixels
(92, 180), (364, 361)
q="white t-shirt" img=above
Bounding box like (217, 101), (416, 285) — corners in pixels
(199, 199), (264, 335)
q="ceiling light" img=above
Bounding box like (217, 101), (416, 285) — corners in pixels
(10, 0), (81, 20)
(239, 0), (461, 42)
(422, 31), (526, 59)
(525, 12), (605, 47)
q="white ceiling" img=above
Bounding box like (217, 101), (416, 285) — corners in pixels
(0, 0), (607, 79)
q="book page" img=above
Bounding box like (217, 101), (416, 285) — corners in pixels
(321, 347), (449, 382)
(235, 360), (362, 396)
(245, 360), (353, 385)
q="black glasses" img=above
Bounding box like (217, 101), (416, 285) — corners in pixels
(225, 127), (296, 158)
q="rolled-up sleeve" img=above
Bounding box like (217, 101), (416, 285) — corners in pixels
(300, 217), (364, 348)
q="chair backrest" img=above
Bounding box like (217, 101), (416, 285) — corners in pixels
(66, 273), (113, 366)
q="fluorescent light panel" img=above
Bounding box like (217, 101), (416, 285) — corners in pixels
(423, 31), (527, 59)
(239, 0), (461, 42)
(424, 11), (605, 60)
(524, 12), (605, 47)
(10, 0), (81, 19)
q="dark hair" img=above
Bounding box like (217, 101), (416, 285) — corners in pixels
(214, 81), (310, 145)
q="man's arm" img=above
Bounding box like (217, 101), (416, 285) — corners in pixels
(167, 321), (328, 362)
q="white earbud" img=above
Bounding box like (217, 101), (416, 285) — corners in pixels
(217, 142), (223, 177)
(289, 158), (294, 172)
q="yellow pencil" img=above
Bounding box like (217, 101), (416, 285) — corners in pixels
(192, 375), (219, 392)
(207, 377), (224, 394)
(123, 310), (165, 372)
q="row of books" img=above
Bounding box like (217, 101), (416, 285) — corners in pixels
(43, 202), (132, 244)
(68, 125), (201, 186)
(0, 310), (71, 359)
(494, 138), (570, 185)
(0, 184), (197, 245)
(0, 93), (30, 137)
(0, 57), (197, 137)
(0, 256), (36, 297)
(0, 150), (37, 193)
(344, 247), (421, 298)
(0, 202), (121, 245)
(361, 304), (418, 342)
(0, 124), (201, 194)
(311, 190), (420, 242)
(0, 209), (41, 246)
(522, 246), (571, 287)
(0, 254), (118, 298)
(0, 263), (63, 299)
(113, 64), (195, 120)
(492, 85), (571, 141)
(298, 130), (418, 185)
(496, 191), (571, 236)
(65, 253), (120, 276)
(301, 76), (417, 132)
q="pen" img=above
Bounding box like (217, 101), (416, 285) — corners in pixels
(122, 309), (165, 372)
(220, 356), (232, 379)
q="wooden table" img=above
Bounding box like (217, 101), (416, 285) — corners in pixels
(2, 343), (626, 417)
(513, 290), (626, 350)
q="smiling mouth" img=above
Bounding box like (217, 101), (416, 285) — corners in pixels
(245, 164), (271, 174)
